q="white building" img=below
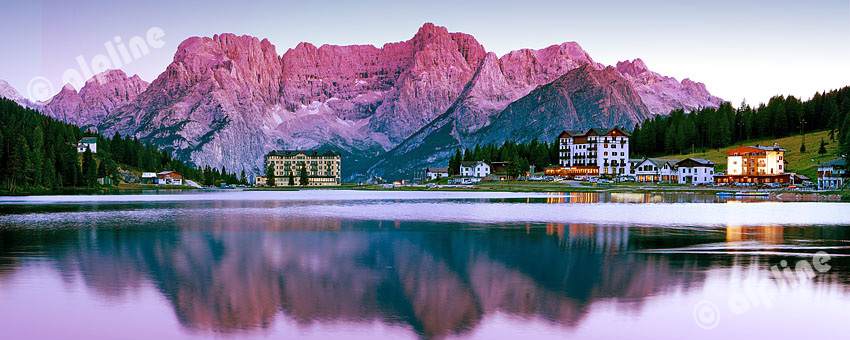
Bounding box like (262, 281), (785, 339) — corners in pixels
(156, 171), (183, 186)
(816, 158), (845, 189)
(557, 128), (630, 177)
(77, 137), (97, 153)
(141, 172), (157, 184)
(676, 158), (716, 185)
(425, 167), (449, 181)
(460, 161), (490, 178)
(633, 158), (679, 183)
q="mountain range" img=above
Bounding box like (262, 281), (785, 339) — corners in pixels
(0, 23), (722, 180)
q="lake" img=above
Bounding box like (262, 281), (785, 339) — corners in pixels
(1, 190), (849, 339)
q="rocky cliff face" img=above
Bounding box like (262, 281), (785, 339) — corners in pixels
(368, 64), (654, 178)
(39, 70), (149, 130)
(616, 58), (723, 115)
(4, 23), (722, 178)
(0, 80), (34, 108)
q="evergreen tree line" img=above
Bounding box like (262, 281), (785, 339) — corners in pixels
(631, 87), (850, 159)
(447, 138), (559, 178)
(0, 98), (246, 193)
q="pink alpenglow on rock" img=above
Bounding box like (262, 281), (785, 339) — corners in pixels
(1, 23), (722, 179)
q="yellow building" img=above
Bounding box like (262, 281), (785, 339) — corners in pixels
(255, 150), (341, 186)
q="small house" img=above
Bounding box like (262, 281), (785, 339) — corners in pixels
(77, 137), (98, 153)
(634, 158), (679, 183)
(816, 158), (846, 189)
(141, 172), (157, 184)
(676, 158), (715, 185)
(157, 171), (183, 186)
(425, 167), (449, 181)
(460, 161), (490, 178)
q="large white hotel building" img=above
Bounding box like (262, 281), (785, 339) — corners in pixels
(555, 128), (631, 177)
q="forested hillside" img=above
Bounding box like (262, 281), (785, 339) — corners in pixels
(631, 87), (850, 159)
(0, 99), (245, 193)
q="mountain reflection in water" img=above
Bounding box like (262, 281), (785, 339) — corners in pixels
(1, 197), (849, 339)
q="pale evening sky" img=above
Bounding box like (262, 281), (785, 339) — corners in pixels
(0, 0), (848, 105)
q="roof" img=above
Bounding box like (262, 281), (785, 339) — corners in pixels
(642, 158), (680, 168)
(141, 172), (157, 178)
(267, 150), (340, 157)
(426, 167), (448, 173)
(677, 158), (715, 167)
(751, 144), (789, 152)
(558, 127), (631, 138)
(157, 171), (180, 175)
(816, 158), (846, 168)
(460, 161), (487, 167)
(79, 137), (97, 143)
(726, 144), (788, 155)
(792, 173), (811, 180)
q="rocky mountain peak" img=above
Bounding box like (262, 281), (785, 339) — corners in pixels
(615, 58), (650, 77)
(19, 23), (723, 179)
(0, 80), (33, 108)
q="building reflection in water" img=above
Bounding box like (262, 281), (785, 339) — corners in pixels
(725, 225), (784, 244)
(0, 207), (848, 339)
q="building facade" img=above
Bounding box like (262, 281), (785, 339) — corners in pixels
(633, 158), (679, 183)
(256, 150), (341, 186)
(157, 171), (183, 185)
(425, 167), (449, 181)
(460, 161), (490, 178)
(816, 158), (846, 189)
(77, 137), (97, 153)
(715, 144), (789, 184)
(676, 158), (715, 185)
(557, 128), (630, 177)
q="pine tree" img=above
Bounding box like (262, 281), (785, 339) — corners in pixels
(266, 163), (276, 187)
(449, 149), (462, 175)
(7, 134), (30, 193)
(82, 146), (97, 186)
(288, 172), (295, 186)
(299, 164), (309, 186)
(818, 138), (828, 155)
(240, 170), (247, 185)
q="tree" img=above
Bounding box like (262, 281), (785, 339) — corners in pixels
(288, 172), (295, 186)
(97, 160), (107, 178)
(818, 139), (828, 155)
(448, 149), (462, 175)
(82, 146), (97, 186)
(6, 134), (30, 193)
(240, 170), (247, 185)
(800, 142), (806, 153)
(299, 164), (309, 186)
(265, 163), (275, 187)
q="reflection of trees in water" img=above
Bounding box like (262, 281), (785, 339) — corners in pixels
(1, 219), (849, 339)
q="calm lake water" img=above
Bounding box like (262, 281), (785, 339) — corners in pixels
(1, 190), (849, 339)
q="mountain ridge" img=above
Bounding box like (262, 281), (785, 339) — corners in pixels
(0, 23), (722, 179)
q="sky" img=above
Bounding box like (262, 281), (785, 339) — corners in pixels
(0, 0), (848, 105)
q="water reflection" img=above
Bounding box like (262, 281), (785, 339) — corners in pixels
(1, 201), (849, 339)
